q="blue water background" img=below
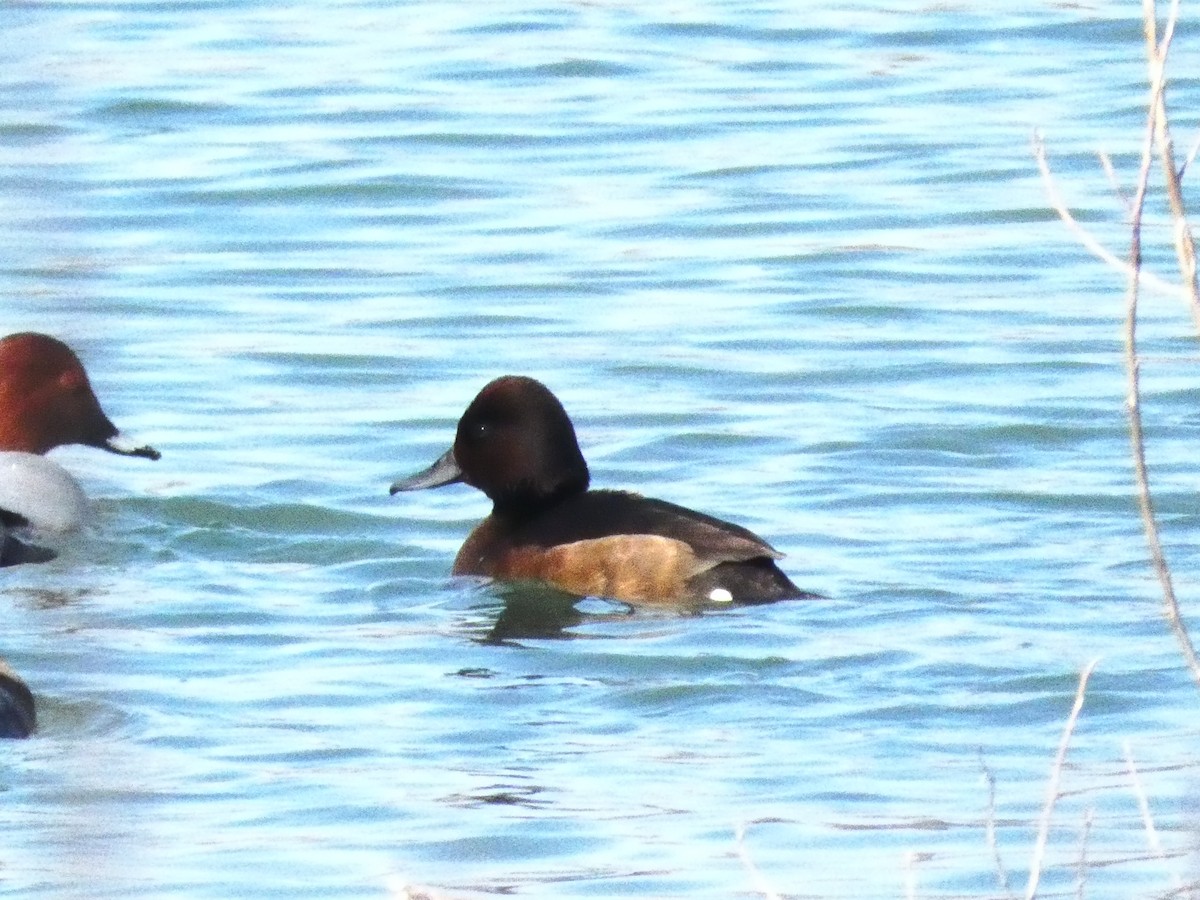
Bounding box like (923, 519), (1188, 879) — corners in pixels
(3, 1), (1200, 897)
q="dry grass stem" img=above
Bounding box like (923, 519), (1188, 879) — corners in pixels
(1023, 658), (1099, 900)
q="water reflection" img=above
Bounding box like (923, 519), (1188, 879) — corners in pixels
(5, 584), (90, 610)
(465, 581), (610, 643)
(478, 579), (823, 643)
(0, 662), (35, 739)
(0, 533), (56, 567)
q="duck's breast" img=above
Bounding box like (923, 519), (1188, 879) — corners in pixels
(0, 451), (89, 532)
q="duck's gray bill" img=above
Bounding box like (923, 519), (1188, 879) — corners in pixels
(389, 448), (462, 495)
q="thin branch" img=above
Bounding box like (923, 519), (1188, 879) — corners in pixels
(1024, 658), (1100, 900)
(1099, 149), (1131, 213)
(1128, 0), (1200, 688)
(1179, 131), (1200, 180)
(903, 850), (919, 900)
(1039, 0), (1200, 687)
(980, 753), (1016, 898)
(1123, 740), (1166, 860)
(1143, 0), (1200, 332)
(734, 822), (782, 900)
(1124, 740), (1187, 895)
(1033, 132), (1176, 295)
(1075, 807), (1093, 900)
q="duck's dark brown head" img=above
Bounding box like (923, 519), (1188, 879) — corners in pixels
(390, 375), (589, 516)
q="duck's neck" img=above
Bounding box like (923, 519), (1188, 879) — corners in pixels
(491, 474), (588, 522)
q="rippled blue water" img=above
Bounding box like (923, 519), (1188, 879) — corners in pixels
(3, 1), (1200, 897)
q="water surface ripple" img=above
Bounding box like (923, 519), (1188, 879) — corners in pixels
(3, 2), (1200, 898)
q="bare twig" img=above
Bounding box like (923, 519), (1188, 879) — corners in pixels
(1124, 740), (1187, 894)
(903, 850), (919, 900)
(1143, 0), (1200, 332)
(1099, 150), (1131, 213)
(385, 878), (454, 900)
(1074, 807), (1093, 900)
(1127, 0), (1200, 688)
(1033, 133), (1176, 295)
(1180, 131), (1200, 180)
(1024, 659), (1100, 900)
(734, 822), (782, 900)
(1039, 0), (1200, 688)
(1123, 740), (1166, 860)
(980, 754), (1016, 898)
